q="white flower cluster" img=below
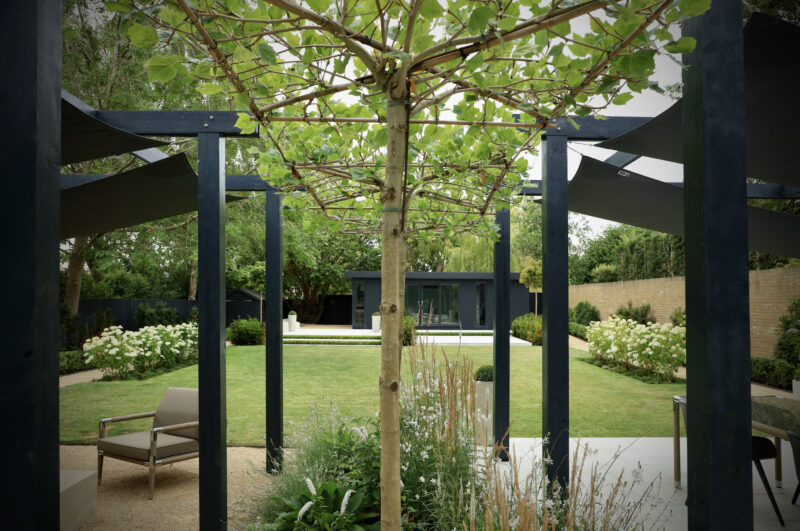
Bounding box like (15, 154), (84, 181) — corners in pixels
(587, 317), (686, 379)
(83, 323), (198, 379)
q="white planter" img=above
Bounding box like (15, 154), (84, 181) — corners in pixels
(282, 319), (289, 333)
(372, 315), (381, 332)
(288, 314), (298, 332)
(475, 381), (494, 447)
(793, 380), (800, 401)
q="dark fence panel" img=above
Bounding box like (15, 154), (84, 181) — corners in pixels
(74, 294), (354, 333)
(77, 298), (197, 331)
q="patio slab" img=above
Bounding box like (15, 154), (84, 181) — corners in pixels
(507, 437), (800, 530)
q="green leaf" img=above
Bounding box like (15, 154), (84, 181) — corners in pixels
(384, 50), (412, 62)
(193, 61), (213, 78)
(664, 36), (696, 54)
(305, 0), (329, 12)
(196, 82), (223, 95)
(678, 0), (711, 17)
(104, 1), (132, 13)
(235, 112), (258, 134)
(419, 0), (443, 19)
(145, 55), (185, 82)
(225, 0), (244, 14)
(128, 23), (158, 49)
(612, 92), (634, 105)
(468, 7), (494, 33)
(257, 43), (278, 65)
(158, 6), (185, 26)
(233, 46), (253, 63)
(498, 17), (517, 32)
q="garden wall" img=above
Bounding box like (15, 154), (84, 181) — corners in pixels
(569, 268), (800, 359)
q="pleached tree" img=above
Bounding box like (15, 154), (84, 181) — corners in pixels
(120, 0), (709, 526)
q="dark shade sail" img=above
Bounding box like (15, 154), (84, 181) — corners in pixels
(568, 157), (800, 258)
(61, 94), (165, 165)
(598, 14), (800, 187)
(61, 154), (242, 239)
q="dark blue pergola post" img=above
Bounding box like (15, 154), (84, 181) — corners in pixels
(197, 133), (227, 529)
(1, 2), (61, 527)
(682, 2), (752, 529)
(493, 209), (511, 460)
(265, 190), (283, 471)
(542, 133), (569, 487)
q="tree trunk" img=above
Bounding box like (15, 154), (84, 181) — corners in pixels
(379, 76), (409, 530)
(188, 259), (198, 300)
(64, 236), (89, 316)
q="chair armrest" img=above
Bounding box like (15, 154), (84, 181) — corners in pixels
(151, 421), (199, 434)
(98, 411), (156, 439)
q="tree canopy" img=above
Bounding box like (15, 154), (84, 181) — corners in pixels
(117, 0), (711, 526)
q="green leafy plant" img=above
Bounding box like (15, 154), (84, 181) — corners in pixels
(289, 311), (297, 316)
(586, 317), (685, 382)
(670, 307), (686, 327)
(569, 322), (587, 340)
(474, 365), (494, 382)
(271, 479), (379, 531)
(402, 315), (416, 346)
(228, 318), (265, 346)
(511, 313), (542, 346)
(136, 301), (183, 329)
(591, 263), (618, 283)
(372, 312), (380, 316)
(569, 301), (600, 326)
(83, 323), (198, 380)
(768, 359), (795, 390)
(59, 350), (94, 375)
(616, 301), (655, 325)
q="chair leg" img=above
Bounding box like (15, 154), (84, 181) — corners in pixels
(792, 484), (799, 505)
(148, 461), (155, 500)
(97, 452), (103, 484)
(754, 459), (785, 527)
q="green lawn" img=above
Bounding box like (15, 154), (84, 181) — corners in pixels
(59, 345), (686, 445)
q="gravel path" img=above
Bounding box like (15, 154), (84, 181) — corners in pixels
(61, 445), (271, 530)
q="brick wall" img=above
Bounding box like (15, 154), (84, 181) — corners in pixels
(569, 268), (800, 359)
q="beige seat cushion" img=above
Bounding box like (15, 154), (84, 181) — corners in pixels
(153, 387), (199, 439)
(98, 431), (198, 462)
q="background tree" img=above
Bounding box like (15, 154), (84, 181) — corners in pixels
(126, 0), (710, 525)
(520, 258), (542, 315)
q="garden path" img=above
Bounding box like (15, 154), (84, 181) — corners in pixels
(60, 444), (272, 529)
(60, 369), (102, 387)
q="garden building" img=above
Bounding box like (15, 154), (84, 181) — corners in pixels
(346, 271), (536, 330)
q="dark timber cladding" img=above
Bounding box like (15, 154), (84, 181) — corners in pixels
(265, 190), (284, 471)
(197, 133), (228, 529)
(1, 1), (61, 527)
(683, 3), (752, 529)
(542, 133), (569, 487)
(493, 210), (511, 460)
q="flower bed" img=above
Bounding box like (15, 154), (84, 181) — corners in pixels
(83, 324), (198, 380)
(586, 317), (686, 382)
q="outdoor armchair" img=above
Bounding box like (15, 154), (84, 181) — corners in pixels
(97, 387), (199, 499)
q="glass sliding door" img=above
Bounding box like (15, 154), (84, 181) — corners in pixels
(405, 284), (420, 323)
(440, 284), (459, 325)
(406, 283), (459, 327)
(421, 285), (438, 327)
